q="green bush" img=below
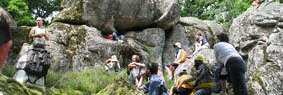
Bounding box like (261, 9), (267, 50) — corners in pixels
(177, 0), (251, 28)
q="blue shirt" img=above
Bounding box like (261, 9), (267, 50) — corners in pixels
(144, 74), (168, 95)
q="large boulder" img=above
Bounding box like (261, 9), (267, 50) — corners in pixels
(54, 0), (180, 32)
(162, 24), (191, 66)
(47, 22), (166, 71)
(229, 2), (283, 95)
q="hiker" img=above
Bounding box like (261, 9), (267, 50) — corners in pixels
(144, 62), (168, 95)
(169, 69), (194, 95)
(29, 17), (48, 48)
(0, 7), (13, 71)
(193, 55), (213, 95)
(13, 17), (51, 86)
(105, 55), (121, 72)
(166, 42), (187, 80)
(128, 55), (146, 88)
(213, 33), (248, 95)
(191, 32), (209, 57)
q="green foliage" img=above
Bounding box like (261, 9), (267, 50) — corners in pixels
(2, 64), (16, 77)
(27, 0), (61, 18)
(0, 0), (9, 8)
(7, 0), (34, 26)
(177, 0), (251, 28)
(46, 68), (129, 95)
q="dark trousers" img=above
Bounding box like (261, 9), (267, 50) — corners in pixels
(226, 57), (248, 95)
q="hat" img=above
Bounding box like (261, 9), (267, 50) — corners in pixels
(174, 42), (182, 48)
(111, 55), (118, 62)
(195, 54), (205, 63)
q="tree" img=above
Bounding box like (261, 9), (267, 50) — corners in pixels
(177, 0), (251, 28)
(7, 0), (34, 26)
(0, 0), (9, 8)
(27, 0), (61, 18)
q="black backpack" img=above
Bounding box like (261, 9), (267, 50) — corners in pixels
(24, 48), (51, 78)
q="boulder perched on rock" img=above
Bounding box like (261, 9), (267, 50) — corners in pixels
(229, 2), (283, 95)
(47, 22), (166, 71)
(54, 0), (180, 33)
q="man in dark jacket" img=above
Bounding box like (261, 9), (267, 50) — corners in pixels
(214, 33), (248, 95)
(193, 55), (213, 95)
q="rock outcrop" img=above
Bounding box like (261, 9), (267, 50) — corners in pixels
(229, 2), (283, 95)
(54, 0), (180, 32)
(47, 22), (166, 71)
(180, 17), (225, 47)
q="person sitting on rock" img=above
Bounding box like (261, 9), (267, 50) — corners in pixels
(193, 55), (213, 95)
(213, 33), (248, 95)
(105, 55), (121, 72)
(144, 62), (168, 95)
(191, 32), (209, 57)
(128, 55), (146, 88)
(0, 7), (13, 70)
(166, 42), (188, 81)
(29, 17), (48, 49)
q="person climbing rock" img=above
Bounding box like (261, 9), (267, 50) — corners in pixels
(144, 62), (168, 95)
(191, 32), (209, 57)
(105, 55), (121, 72)
(166, 42), (188, 80)
(0, 7), (13, 71)
(128, 55), (146, 88)
(214, 33), (248, 95)
(169, 69), (194, 95)
(193, 55), (213, 95)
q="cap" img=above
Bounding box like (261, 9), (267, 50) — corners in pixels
(174, 42), (182, 48)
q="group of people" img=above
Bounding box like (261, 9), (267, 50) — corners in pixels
(124, 32), (248, 95)
(1, 7), (248, 95)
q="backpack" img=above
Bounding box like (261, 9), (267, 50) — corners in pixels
(155, 83), (168, 95)
(24, 48), (51, 78)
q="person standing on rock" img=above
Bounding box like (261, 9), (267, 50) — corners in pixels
(166, 42), (188, 80)
(0, 7), (13, 71)
(14, 17), (50, 86)
(128, 55), (146, 88)
(193, 55), (213, 95)
(213, 33), (248, 95)
(29, 17), (48, 48)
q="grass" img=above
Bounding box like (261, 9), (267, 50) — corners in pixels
(2, 64), (17, 77)
(46, 68), (130, 95)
